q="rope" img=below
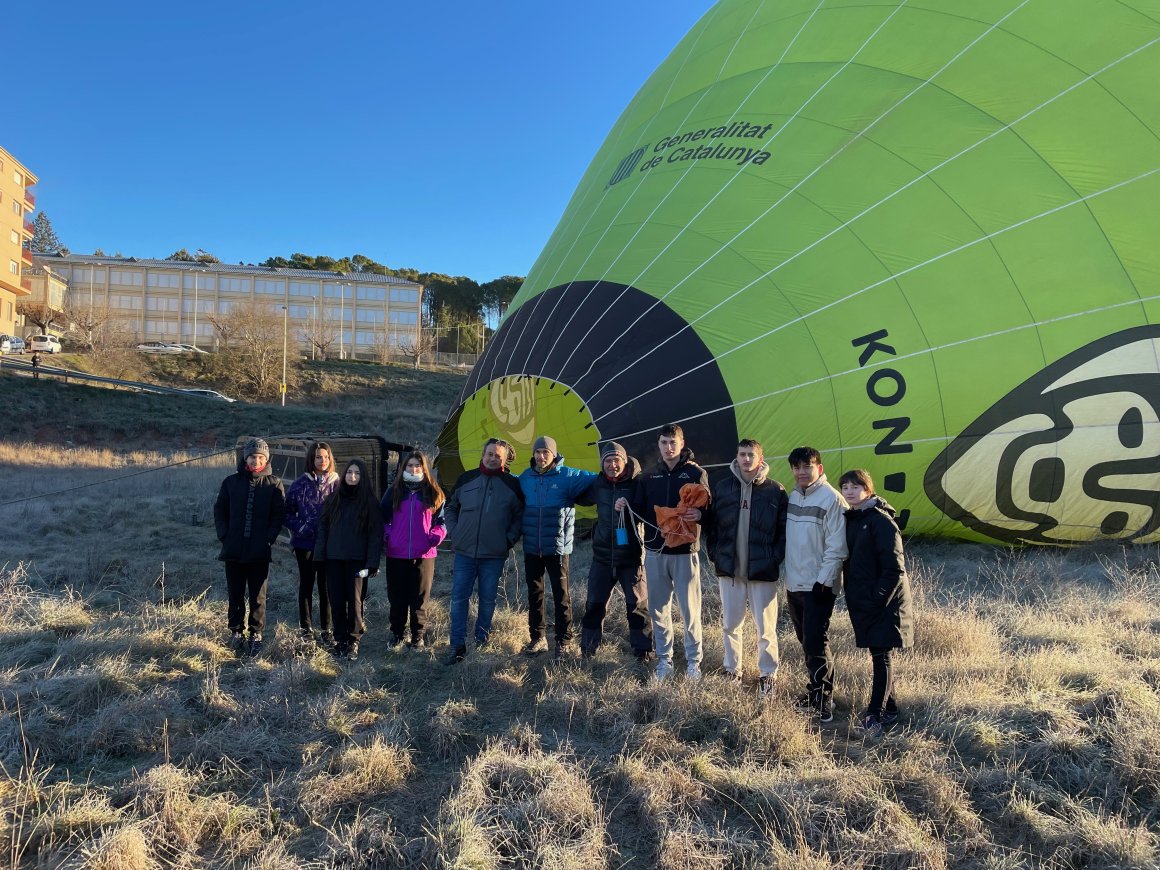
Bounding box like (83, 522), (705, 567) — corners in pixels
(0, 447), (236, 509)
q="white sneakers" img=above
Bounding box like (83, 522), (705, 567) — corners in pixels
(654, 660), (704, 682)
(686, 663), (703, 681)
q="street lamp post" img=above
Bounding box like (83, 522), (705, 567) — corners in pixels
(87, 261), (102, 347)
(339, 278), (346, 360)
(281, 304), (289, 407)
(191, 267), (203, 351)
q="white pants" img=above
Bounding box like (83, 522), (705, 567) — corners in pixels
(719, 577), (779, 678)
(645, 551), (702, 666)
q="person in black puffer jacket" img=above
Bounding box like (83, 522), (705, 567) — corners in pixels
(705, 439), (787, 695)
(576, 441), (652, 660)
(214, 437), (286, 657)
(838, 469), (915, 739)
(316, 459), (383, 662)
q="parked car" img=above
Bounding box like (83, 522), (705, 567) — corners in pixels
(29, 335), (62, 354)
(0, 335), (11, 354)
(11, 336), (25, 353)
(136, 341), (183, 354)
(183, 388), (237, 403)
(172, 344), (210, 354)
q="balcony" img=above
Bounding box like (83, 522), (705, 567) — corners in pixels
(22, 221), (35, 238)
(24, 188), (35, 209)
(22, 247), (33, 263)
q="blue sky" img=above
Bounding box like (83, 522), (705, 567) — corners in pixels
(8, 1), (711, 280)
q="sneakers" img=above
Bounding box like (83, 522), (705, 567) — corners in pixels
(299, 628), (315, 642)
(722, 669), (743, 684)
(686, 663), (703, 682)
(230, 630), (246, 655)
(320, 631), (334, 647)
(758, 675), (774, 698)
(387, 634), (404, 650)
(522, 637), (548, 656)
(653, 660), (674, 683)
(881, 704), (899, 727)
(247, 637), (263, 657)
(409, 635), (426, 650)
(793, 693), (834, 723)
(445, 645), (467, 665)
(853, 713), (883, 739)
(633, 649), (655, 663)
(347, 642), (360, 662)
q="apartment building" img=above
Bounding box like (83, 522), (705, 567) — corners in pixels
(22, 260), (68, 313)
(0, 146), (37, 336)
(37, 253), (423, 357)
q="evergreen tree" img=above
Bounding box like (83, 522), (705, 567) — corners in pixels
(31, 213), (64, 255)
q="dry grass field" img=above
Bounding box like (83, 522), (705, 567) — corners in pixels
(0, 366), (1158, 868)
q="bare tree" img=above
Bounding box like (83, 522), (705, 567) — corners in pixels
(209, 300), (292, 398)
(62, 298), (113, 351)
(299, 314), (339, 361)
(396, 327), (438, 369)
(15, 301), (61, 336)
(89, 317), (144, 379)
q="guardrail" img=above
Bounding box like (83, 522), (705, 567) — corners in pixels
(0, 356), (197, 397)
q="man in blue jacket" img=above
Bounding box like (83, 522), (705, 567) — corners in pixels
(518, 435), (599, 660)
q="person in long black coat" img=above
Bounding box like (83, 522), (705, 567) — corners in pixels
(838, 469), (914, 738)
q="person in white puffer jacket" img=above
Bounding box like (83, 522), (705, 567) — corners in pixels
(784, 446), (849, 723)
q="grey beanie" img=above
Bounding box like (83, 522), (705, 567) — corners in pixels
(533, 435), (558, 455)
(600, 441), (627, 463)
(244, 437), (270, 460)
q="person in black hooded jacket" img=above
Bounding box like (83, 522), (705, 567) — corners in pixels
(838, 469), (914, 739)
(316, 459), (383, 662)
(214, 437), (286, 657)
(576, 441), (652, 660)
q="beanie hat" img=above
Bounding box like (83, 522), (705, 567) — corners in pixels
(533, 435), (558, 455)
(600, 441), (627, 463)
(244, 437), (270, 461)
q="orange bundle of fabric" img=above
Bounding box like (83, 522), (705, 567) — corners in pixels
(653, 483), (711, 548)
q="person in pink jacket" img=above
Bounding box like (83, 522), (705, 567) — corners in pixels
(381, 451), (446, 649)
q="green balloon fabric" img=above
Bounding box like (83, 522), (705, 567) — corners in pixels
(437, 0), (1160, 544)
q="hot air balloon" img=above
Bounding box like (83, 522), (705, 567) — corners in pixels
(436, 0), (1160, 545)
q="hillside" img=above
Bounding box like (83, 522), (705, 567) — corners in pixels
(0, 356), (467, 449)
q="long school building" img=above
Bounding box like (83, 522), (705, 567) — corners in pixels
(36, 253), (422, 357)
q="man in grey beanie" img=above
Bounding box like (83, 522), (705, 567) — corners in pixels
(577, 441), (653, 660)
(518, 434), (599, 659)
(214, 436), (285, 657)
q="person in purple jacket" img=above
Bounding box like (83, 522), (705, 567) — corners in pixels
(381, 451), (447, 649)
(283, 441), (340, 645)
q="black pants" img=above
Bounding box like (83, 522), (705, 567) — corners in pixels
(326, 560), (366, 646)
(786, 583), (837, 702)
(581, 560), (652, 654)
(525, 553), (572, 644)
(225, 560), (269, 638)
(868, 647), (899, 717)
(294, 547), (332, 633)
(386, 557), (435, 641)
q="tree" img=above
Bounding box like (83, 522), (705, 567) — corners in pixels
(15, 301), (60, 335)
(31, 213), (65, 255)
(395, 327), (438, 369)
(481, 275), (523, 324)
(298, 312), (339, 361)
(208, 300), (292, 398)
(166, 248), (220, 264)
(62, 297), (113, 351)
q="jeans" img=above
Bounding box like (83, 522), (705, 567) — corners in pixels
(449, 554), (506, 648)
(294, 547), (331, 633)
(581, 560), (652, 654)
(225, 560), (269, 638)
(868, 647), (899, 718)
(386, 557), (436, 641)
(786, 583), (837, 702)
(525, 553), (572, 644)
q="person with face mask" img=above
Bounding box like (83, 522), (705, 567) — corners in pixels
(381, 451), (446, 649)
(284, 441), (340, 645)
(214, 437), (286, 657)
(315, 459), (383, 662)
(444, 438), (525, 664)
